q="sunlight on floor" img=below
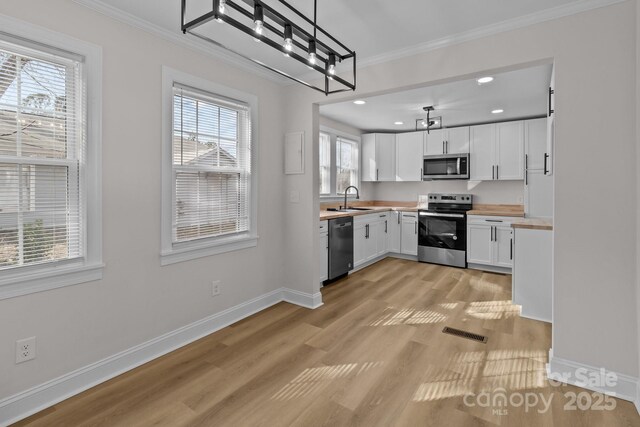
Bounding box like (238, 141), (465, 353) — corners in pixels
(412, 349), (548, 402)
(465, 300), (520, 320)
(271, 362), (385, 401)
(369, 307), (448, 326)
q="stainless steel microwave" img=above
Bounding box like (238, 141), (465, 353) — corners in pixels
(422, 153), (469, 180)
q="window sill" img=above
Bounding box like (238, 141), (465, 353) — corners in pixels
(0, 262), (105, 300)
(161, 234), (259, 266)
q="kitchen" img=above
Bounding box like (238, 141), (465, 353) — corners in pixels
(317, 63), (554, 323)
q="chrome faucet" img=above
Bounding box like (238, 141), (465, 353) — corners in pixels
(341, 186), (360, 210)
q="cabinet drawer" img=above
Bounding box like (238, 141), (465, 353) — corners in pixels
(467, 215), (516, 225)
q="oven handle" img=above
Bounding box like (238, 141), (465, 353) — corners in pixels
(419, 212), (465, 219)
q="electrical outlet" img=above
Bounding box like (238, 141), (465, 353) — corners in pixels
(16, 337), (36, 364)
(212, 280), (221, 297)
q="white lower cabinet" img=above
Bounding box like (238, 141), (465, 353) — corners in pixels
(513, 228), (552, 322)
(466, 216), (514, 270)
(387, 211), (401, 253)
(400, 212), (418, 256)
(319, 221), (328, 282)
(354, 213), (387, 268)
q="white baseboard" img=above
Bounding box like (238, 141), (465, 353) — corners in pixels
(547, 354), (639, 403)
(0, 287), (322, 426)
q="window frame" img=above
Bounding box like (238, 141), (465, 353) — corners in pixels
(318, 126), (360, 199)
(0, 17), (103, 300)
(161, 67), (258, 266)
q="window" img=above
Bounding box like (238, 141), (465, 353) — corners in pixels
(318, 129), (359, 197)
(0, 21), (102, 299)
(319, 132), (330, 195)
(161, 68), (257, 265)
(336, 137), (359, 194)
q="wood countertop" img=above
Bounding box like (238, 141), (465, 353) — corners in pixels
(320, 201), (418, 221)
(467, 204), (525, 217)
(511, 218), (553, 231)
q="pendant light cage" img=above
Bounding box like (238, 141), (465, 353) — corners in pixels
(181, 0), (356, 96)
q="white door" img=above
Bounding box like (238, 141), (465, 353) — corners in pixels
(525, 118), (547, 171)
(467, 224), (493, 265)
(319, 232), (328, 282)
(470, 124), (495, 181)
(494, 226), (513, 268)
(388, 211), (401, 253)
(361, 134), (377, 182)
(401, 214), (418, 256)
(424, 129), (446, 156)
(446, 126), (470, 154)
(495, 121), (524, 180)
(396, 131), (424, 181)
(353, 222), (367, 267)
(525, 169), (553, 218)
(364, 222), (378, 261)
(375, 134), (396, 181)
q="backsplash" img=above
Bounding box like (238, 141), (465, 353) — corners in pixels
(362, 180), (525, 205)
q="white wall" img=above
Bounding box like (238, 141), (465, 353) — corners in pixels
(0, 0), (285, 400)
(636, 0), (640, 406)
(369, 180), (524, 204)
(283, 0), (639, 380)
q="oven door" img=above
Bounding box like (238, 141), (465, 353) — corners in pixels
(418, 211), (467, 251)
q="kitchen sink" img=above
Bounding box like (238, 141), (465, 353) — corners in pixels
(326, 207), (373, 213)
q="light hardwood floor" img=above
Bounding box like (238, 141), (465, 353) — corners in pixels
(16, 258), (639, 426)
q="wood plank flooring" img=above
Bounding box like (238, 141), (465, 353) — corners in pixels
(16, 258), (640, 426)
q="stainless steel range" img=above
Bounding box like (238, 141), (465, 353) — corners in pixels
(418, 193), (473, 268)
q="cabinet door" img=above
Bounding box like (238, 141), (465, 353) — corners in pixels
(467, 224), (493, 265)
(525, 170), (553, 218)
(396, 131), (424, 181)
(388, 211), (401, 253)
(401, 215), (418, 256)
(470, 124), (495, 181)
(375, 217), (388, 257)
(495, 121), (524, 180)
(364, 223), (378, 261)
(319, 232), (328, 282)
(361, 134), (377, 182)
(353, 223), (367, 267)
(424, 129), (446, 156)
(446, 126), (470, 154)
(375, 134), (396, 181)
(494, 226), (513, 268)
(524, 118), (547, 171)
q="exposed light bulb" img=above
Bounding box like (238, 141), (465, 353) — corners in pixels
(253, 3), (264, 40)
(328, 53), (336, 75)
(254, 20), (263, 35)
(308, 39), (316, 65)
(218, 0), (226, 14)
(283, 24), (293, 53)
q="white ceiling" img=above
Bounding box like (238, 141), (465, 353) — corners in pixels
(92, 0), (588, 79)
(320, 64), (553, 132)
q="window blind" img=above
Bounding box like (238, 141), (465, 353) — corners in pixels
(336, 137), (358, 194)
(172, 84), (251, 243)
(0, 40), (84, 270)
(319, 132), (330, 195)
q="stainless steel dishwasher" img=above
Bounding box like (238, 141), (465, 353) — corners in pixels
(328, 217), (353, 281)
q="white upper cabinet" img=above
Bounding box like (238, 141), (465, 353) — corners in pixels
(361, 133), (396, 182)
(524, 118), (547, 171)
(424, 127), (470, 155)
(495, 121), (524, 180)
(470, 124), (495, 181)
(396, 131), (424, 181)
(470, 121), (524, 181)
(446, 126), (470, 154)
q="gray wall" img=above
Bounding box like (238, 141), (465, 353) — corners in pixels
(283, 0), (639, 380)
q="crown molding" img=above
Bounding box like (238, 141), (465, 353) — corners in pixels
(295, 0), (627, 85)
(71, 0), (288, 85)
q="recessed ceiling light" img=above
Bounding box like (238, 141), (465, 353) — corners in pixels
(477, 76), (494, 84)
(394, 121), (404, 125)
(491, 109), (504, 114)
(353, 100), (366, 105)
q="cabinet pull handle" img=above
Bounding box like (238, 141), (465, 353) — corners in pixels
(525, 154), (528, 185)
(496, 165), (499, 180)
(376, 169), (379, 181)
(492, 165), (495, 180)
(486, 219), (503, 223)
(544, 153), (549, 175)
(548, 87), (554, 117)
(420, 168), (423, 181)
(415, 221), (417, 234)
(442, 141), (445, 154)
(385, 220), (388, 233)
(510, 238), (513, 260)
(398, 213), (400, 224)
